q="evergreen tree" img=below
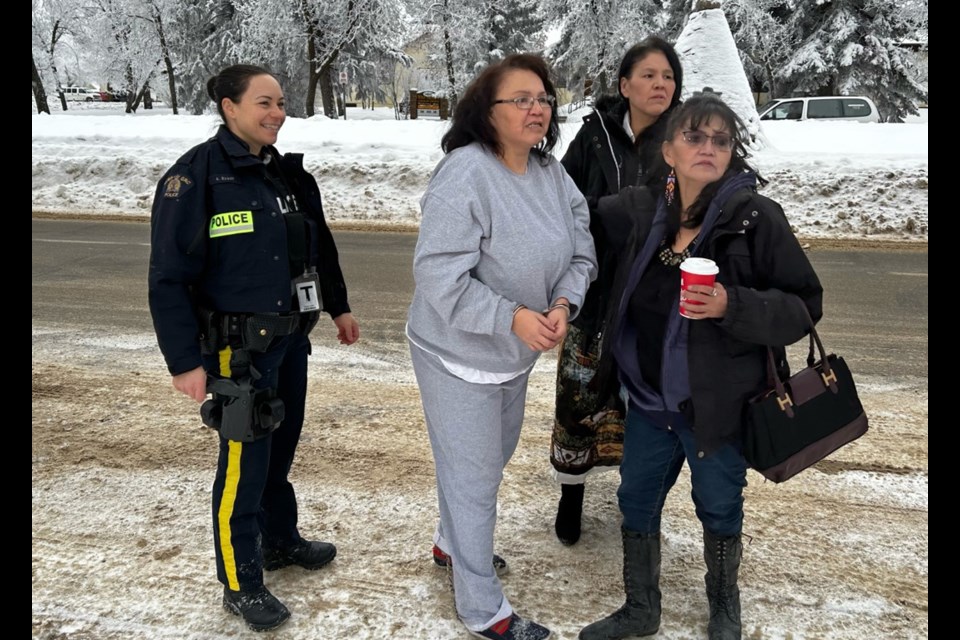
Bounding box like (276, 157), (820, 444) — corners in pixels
(779, 0), (927, 121)
(165, 0), (241, 116)
(724, 0), (795, 97)
(546, 0), (666, 101)
(655, 0), (692, 39)
(486, 0), (545, 61)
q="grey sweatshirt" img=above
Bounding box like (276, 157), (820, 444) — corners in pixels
(407, 143), (597, 374)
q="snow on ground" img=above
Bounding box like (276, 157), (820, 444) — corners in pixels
(32, 102), (927, 241)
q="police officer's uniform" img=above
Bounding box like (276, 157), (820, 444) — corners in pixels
(148, 125), (351, 595)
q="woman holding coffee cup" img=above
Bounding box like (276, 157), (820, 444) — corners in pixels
(578, 94), (823, 640)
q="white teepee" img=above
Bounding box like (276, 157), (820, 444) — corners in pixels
(675, 2), (767, 149)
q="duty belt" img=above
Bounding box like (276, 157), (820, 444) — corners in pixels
(227, 312), (301, 352)
(196, 308), (303, 354)
(221, 312), (300, 338)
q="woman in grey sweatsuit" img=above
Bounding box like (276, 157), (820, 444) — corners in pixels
(407, 54), (597, 640)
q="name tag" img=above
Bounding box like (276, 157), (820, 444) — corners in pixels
(292, 272), (322, 312)
(209, 211), (254, 237)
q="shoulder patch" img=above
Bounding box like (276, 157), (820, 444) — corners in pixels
(163, 174), (194, 198)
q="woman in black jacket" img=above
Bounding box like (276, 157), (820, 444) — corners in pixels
(578, 95), (823, 640)
(551, 36), (683, 546)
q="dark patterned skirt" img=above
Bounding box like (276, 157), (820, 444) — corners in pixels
(550, 323), (625, 478)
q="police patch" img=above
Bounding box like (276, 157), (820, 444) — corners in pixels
(163, 174), (194, 198)
(210, 211), (254, 238)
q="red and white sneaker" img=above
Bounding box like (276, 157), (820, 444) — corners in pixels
(469, 613), (552, 640)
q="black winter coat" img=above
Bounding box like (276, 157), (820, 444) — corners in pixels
(560, 96), (673, 336)
(594, 182), (824, 456)
(148, 126), (351, 375)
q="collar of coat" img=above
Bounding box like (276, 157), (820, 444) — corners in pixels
(212, 125), (305, 174)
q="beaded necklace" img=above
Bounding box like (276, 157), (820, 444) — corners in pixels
(657, 234), (699, 267)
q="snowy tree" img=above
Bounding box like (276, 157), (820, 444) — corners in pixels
(32, 53), (51, 114)
(163, 0), (241, 116)
(486, 0), (546, 61)
(141, 0), (180, 114)
(342, 3), (416, 118)
(415, 0), (547, 110)
(899, 0), (927, 40)
(408, 0), (543, 111)
(545, 0), (687, 103)
(547, 0), (637, 99)
(723, 0), (795, 97)
(32, 0), (86, 112)
(675, 4), (764, 147)
(895, 0), (927, 94)
(410, 0), (489, 111)
(29, 0), (929, 123)
(228, 0), (408, 118)
(330, 13), (410, 118)
(80, 0), (164, 113)
(778, 0), (927, 122)
(344, 48), (415, 116)
(656, 0), (693, 38)
(224, 0), (309, 117)
(85, 0), (182, 113)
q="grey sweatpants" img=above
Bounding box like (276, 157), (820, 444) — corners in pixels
(409, 342), (531, 630)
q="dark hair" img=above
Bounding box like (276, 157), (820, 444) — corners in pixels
(617, 36), (683, 111)
(662, 94), (766, 230)
(441, 54), (560, 162)
(206, 64), (277, 122)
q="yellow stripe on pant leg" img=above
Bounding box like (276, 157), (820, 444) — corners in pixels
(218, 440), (243, 591)
(219, 345), (233, 378)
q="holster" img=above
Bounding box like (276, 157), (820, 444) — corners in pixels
(200, 376), (285, 442)
(299, 310), (321, 337)
(197, 307), (221, 356)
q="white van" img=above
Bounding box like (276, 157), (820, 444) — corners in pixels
(62, 87), (100, 102)
(758, 96), (880, 123)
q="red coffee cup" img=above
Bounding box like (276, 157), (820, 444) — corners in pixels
(679, 257), (719, 319)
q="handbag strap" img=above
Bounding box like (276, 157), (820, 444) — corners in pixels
(762, 298), (838, 416)
(797, 302), (838, 392)
(763, 347), (794, 416)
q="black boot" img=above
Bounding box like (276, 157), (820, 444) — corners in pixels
(263, 539), (337, 571)
(222, 585), (291, 632)
(555, 483), (585, 545)
(579, 528), (661, 640)
(703, 530), (743, 640)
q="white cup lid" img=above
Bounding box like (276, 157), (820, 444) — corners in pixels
(679, 257), (719, 275)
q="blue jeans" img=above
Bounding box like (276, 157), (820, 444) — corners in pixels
(618, 408), (747, 537)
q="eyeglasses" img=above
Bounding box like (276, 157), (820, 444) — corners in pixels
(680, 130), (734, 151)
(492, 95), (556, 110)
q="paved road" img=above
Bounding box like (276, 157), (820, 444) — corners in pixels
(32, 218), (927, 378)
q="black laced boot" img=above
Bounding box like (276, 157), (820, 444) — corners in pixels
(555, 483), (585, 545)
(703, 530), (743, 640)
(263, 539), (337, 571)
(222, 585), (290, 632)
(578, 528), (661, 640)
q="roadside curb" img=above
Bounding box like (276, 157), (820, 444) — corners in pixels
(32, 211), (926, 247)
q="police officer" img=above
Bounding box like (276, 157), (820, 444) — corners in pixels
(148, 64), (360, 632)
